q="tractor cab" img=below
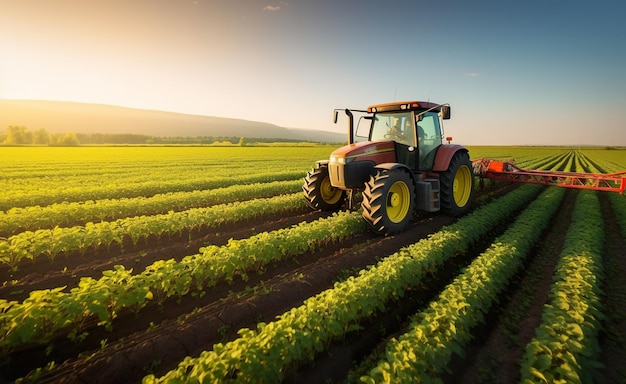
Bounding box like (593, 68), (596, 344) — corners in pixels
(327, 101), (451, 190)
(368, 107), (445, 171)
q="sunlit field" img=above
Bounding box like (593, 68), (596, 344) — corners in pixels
(1, 145), (625, 383)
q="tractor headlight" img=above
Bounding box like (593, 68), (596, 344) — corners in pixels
(330, 156), (353, 165)
(330, 155), (344, 164)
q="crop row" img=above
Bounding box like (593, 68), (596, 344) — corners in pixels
(576, 155), (626, 238)
(2, 164), (277, 186)
(1, 147), (333, 195)
(1, 170), (304, 211)
(467, 147), (571, 170)
(469, 149), (579, 173)
(142, 184), (545, 383)
(0, 211), (366, 353)
(0, 193), (307, 270)
(573, 151), (599, 174)
(532, 151), (573, 171)
(0, 179), (302, 236)
(561, 151), (576, 172)
(520, 191), (605, 383)
(575, 152), (593, 173)
(1, 146), (328, 174)
(581, 150), (626, 173)
(2, 161), (281, 182)
(360, 186), (565, 383)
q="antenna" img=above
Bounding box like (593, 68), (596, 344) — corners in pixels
(393, 86), (398, 101)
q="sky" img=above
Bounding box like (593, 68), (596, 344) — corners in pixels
(1, 0), (625, 146)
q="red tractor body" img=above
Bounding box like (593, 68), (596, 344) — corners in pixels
(303, 101), (475, 235)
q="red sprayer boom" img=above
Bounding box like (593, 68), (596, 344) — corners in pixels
(472, 158), (626, 194)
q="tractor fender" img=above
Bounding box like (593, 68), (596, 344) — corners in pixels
(432, 145), (469, 172)
(372, 163), (416, 182)
(374, 162), (412, 172)
(316, 159), (329, 167)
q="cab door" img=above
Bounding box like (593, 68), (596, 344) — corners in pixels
(416, 112), (443, 170)
(394, 116), (418, 170)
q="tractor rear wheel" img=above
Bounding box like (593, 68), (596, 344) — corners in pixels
(362, 168), (415, 235)
(440, 151), (474, 217)
(303, 164), (346, 211)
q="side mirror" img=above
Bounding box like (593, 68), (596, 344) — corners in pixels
(441, 105), (451, 120)
(333, 110), (339, 124)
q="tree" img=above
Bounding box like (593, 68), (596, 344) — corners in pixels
(33, 128), (50, 145)
(60, 132), (80, 146)
(5, 125), (32, 144)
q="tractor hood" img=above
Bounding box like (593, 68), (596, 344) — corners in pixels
(329, 140), (396, 165)
(327, 140), (397, 190)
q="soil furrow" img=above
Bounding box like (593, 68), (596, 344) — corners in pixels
(597, 192), (626, 383)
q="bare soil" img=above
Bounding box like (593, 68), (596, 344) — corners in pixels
(597, 193), (626, 383)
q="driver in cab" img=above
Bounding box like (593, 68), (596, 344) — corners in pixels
(387, 118), (413, 147)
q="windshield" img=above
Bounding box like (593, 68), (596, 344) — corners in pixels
(370, 112), (415, 146)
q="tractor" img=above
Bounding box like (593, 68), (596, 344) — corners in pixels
(303, 101), (474, 235)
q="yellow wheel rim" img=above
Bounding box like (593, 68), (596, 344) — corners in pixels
(321, 177), (343, 204)
(386, 181), (411, 223)
(453, 165), (472, 207)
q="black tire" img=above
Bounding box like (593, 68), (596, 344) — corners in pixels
(440, 151), (474, 217)
(362, 168), (415, 235)
(302, 164), (346, 211)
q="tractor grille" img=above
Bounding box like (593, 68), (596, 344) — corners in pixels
(329, 163), (345, 188)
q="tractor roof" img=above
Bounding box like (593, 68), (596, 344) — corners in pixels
(367, 101), (441, 113)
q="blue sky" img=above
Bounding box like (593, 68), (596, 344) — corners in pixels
(1, 0), (624, 145)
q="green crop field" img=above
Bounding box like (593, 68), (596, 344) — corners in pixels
(1, 146), (625, 383)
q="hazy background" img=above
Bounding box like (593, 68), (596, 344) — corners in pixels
(1, 0), (624, 145)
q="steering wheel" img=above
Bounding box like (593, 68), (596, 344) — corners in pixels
(384, 131), (405, 140)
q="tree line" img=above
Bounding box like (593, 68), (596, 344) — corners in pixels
(1, 126), (321, 146)
(2, 126), (80, 146)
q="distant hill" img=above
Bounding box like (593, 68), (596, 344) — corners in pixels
(0, 99), (346, 143)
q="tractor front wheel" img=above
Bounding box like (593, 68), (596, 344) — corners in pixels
(440, 151), (474, 217)
(303, 164), (346, 211)
(362, 168), (415, 235)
